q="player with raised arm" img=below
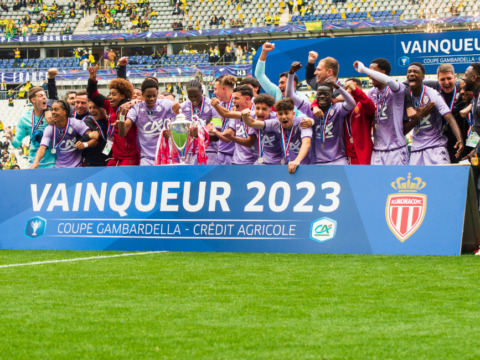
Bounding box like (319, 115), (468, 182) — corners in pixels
(211, 85), (257, 165)
(180, 80), (221, 165)
(305, 51), (340, 92)
(403, 62), (463, 165)
(118, 78), (180, 166)
(210, 75), (237, 164)
(240, 94), (279, 165)
(242, 98), (312, 174)
(5, 86), (56, 168)
(87, 59), (140, 166)
(254, 42), (309, 110)
(354, 58), (409, 165)
(287, 62), (355, 165)
(30, 100), (98, 168)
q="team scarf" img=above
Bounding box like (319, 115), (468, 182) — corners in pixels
(189, 115), (210, 165)
(155, 129), (180, 165)
(52, 118), (71, 150)
(31, 110), (45, 134)
(320, 104), (333, 144)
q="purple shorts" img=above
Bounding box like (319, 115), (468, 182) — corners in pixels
(371, 147), (409, 165)
(409, 146), (450, 165)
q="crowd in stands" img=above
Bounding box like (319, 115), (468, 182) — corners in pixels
(0, 121), (21, 169)
(93, 0), (159, 32)
(0, 0), (85, 38)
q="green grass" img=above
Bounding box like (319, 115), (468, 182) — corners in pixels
(0, 251), (479, 359)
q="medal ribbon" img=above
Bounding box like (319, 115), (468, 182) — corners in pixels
(320, 104), (333, 144)
(240, 103), (254, 139)
(222, 95), (233, 132)
(345, 109), (354, 139)
(257, 129), (265, 159)
(411, 85), (426, 133)
(92, 118), (107, 141)
(281, 123), (296, 160)
(410, 85), (426, 109)
(31, 110), (45, 134)
(447, 86), (457, 112)
(376, 86), (390, 125)
(190, 97), (205, 119)
(52, 118), (70, 149)
(467, 112), (473, 137)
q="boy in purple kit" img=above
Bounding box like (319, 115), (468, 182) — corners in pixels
(211, 85), (256, 165)
(242, 98), (312, 174)
(287, 62), (355, 165)
(210, 75), (237, 164)
(403, 62), (464, 165)
(241, 94), (281, 165)
(354, 58), (408, 165)
(118, 78), (180, 165)
(30, 100), (97, 168)
(180, 80), (221, 165)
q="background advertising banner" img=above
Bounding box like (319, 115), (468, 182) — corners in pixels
(0, 165), (474, 255)
(255, 30), (480, 79)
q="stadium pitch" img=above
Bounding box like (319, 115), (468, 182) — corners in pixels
(0, 250), (478, 359)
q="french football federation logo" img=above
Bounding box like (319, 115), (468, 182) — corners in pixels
(386, 173), (426, 242)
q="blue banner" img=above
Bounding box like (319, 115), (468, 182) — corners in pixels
(0, 65), (252, 84)
(0, 16), (476, 43)
(0, 165), (471, 255)
(255, 29), (480, 79)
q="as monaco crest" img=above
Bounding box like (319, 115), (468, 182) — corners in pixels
(386, 173), (427, 242)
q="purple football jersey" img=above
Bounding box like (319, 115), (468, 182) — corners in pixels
(128, 99), (176, 159)
(41, 118), (89, 168)
(368, 83), (407, 151)
(228, 118), (256, 164)
(296, 100), (349, 164)
(264, 116), (312, 164)
(410, 86), (450, 152)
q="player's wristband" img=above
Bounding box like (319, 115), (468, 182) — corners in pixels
(83, 142), (89, 148)
(119, 114), (125, 123)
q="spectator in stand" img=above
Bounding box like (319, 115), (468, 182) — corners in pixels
(265, 12), (273, 25)
(218, 14), (225, 25)
(273, 13), (280, 26)
(235, 45), (243, 62)
(172, 2), (183, 15)
(210, 15), (218, 26)
(108, 48), (116, 68)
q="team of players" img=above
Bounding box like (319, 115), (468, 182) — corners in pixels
(5, 45), (480, 175)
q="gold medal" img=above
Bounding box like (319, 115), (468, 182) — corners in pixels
(375, 124), (380, 130)
(281, 158), (285, 165)
(258, 157), (264, 164)
(350, 138), (354, 144)
(321, 143), (325, 149)
(51, 149), (56, 154)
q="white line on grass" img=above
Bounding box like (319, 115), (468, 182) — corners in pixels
(0, 251), (167, 269)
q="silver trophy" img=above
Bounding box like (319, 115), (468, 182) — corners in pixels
(169, 113), (191, 164)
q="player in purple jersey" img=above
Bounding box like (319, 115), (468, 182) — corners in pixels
(181, 80), (221, 165)
(242, 98), (312, 174)
(210, 75), (237, 164)
(403, 62), (463, 165)
(287, 62), (355, 165)
(31, 100), (98, 168)
(118, 79), (180, 165)
(354, 58), (409, 165)
(240, 94), (281, 165)
(211, 85), (257, 165)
